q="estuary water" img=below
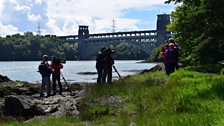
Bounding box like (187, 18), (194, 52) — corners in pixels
(0, 60), (156, 83)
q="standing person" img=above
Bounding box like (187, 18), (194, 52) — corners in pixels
(168, 38), (180, 70)
(96, 47), (106, 83)
(50, 57), (63, 95)
(166, 43), (178, 75)
(102, 48), (115, 83)
(38, 55), (53, 97)
(161, 41), (170, 75)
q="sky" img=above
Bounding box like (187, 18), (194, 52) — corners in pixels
(0, 0), (178, 37)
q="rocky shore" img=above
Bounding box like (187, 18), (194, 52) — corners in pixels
(0, 75), (85, 121)
(0, 64), (163, 121)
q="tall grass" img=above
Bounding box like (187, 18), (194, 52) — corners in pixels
(80, 69), (224, 125)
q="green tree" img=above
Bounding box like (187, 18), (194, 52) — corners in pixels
(112, 42), (149, 60)
(166, 0), (224, 65)
(148, 44), (163, 62)
(0, 33), (78, 61)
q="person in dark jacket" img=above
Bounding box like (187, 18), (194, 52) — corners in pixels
(50, 57), (63, 95)
(38, 55), (53, 97)
(96, 47), (106, 83)
(102, 48), (114, 83)
(168, 38), (180, 70)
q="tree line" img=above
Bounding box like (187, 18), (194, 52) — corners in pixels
(0, 32), (77, 61)
(0, 32), (149, 61)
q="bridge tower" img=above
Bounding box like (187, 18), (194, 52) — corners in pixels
(156, 14), (171, 46)
(78, 25), (89, 60)
(78, 25), (89, 39)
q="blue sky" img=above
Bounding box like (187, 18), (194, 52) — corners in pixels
(0, 0), (178, 36)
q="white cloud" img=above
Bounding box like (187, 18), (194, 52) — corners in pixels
(44, 0), (166, 35)
(0, 0), (174, 36)
(0, 0), (19, 37)
(0, 22), (19, 36)
(46, 18), (63, 35)
(0, 0), (5, 18)
(28, 13), (41, 22)
(34, 0), (43, 4)
(15, 5), (31, 12)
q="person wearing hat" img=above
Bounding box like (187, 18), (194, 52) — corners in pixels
(38, 55), (53, 97)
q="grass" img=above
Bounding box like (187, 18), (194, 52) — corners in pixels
(0, 116), (84, 126)
(1, 66), (224, 126)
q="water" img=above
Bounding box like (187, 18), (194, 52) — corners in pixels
(0, 61), (156, 83)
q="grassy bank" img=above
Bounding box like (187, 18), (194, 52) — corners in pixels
(1, 66), (224, 126)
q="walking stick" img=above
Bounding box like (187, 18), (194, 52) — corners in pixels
(113, 66), (121, 79)
(60, 71), (72, 94)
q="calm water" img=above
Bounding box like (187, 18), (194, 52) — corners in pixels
(0, 61), (155, 83)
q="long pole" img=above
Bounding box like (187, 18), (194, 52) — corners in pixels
(113, 66), (121, 79)
(60, 71), (71, 94)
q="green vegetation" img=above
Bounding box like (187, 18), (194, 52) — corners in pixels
(0, 32), (78, 61)
(0, 116), (84, 126)
(148, 44), (163, 62)
(109, 42), (149, 60)
(2, 66), (224, 126)
(0, 33), (149, 61)
(166, 0), (224, 65)
(79, 68), (224, 125)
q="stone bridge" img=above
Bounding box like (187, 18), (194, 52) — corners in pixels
(57, 14), (171, 60)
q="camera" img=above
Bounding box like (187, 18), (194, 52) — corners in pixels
(51, 56), (66, 64)
(102, 47), (115, 55)
(60, 58), (66, 64)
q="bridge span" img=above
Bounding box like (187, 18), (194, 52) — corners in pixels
(58, 14), (171, 60)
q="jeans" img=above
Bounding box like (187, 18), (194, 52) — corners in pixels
(40, 76), (51, 96)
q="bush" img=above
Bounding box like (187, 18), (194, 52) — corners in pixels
(185, 64), (223, 74)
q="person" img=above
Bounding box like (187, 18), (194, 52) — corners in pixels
(168, 38), (180, 70)
(96, 47), (106, 83)
(166, 43), (178, 75)
(38, 55), (53, 97)
(102, 48), (115, 83)
(50, 57), (63, 95)
(160, 41), (170, 75)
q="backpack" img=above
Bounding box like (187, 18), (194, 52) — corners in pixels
(38, 62), (52, 75)
(167, 47), (177, 63)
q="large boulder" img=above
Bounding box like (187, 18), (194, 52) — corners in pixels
(4, 95), (45, 119)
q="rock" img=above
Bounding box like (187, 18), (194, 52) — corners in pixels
(4, 95), (45, 119)
(77, 72), (97, 75)
(0, 75), (10, 83)
(0, 81), (83, 120)
(4, 95), (32, 117)
(70, 83), (83, 91)
(0, 100), (4, 115)
(0, 81), (40, 97)
(140, 64), (164, 74)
